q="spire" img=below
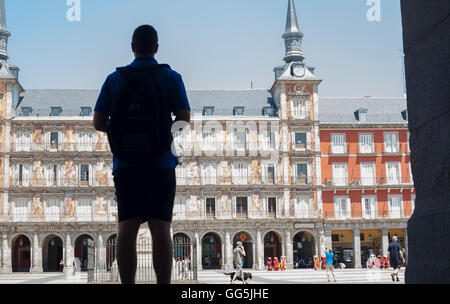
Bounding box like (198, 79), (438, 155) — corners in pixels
(282, 0), (304, 63)
(0, 0), (10, 60)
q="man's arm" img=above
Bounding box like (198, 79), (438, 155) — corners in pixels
(174, 109), (190, 124)
(93, 112), (108, 133)
(399, 250), (405, 264)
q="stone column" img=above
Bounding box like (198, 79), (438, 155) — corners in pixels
(31, 233), (42, 273)
(285, 231), (293, 269)
(64, 234), (74, 277)
(353, 229), (362, 269)
(321, 230), (332, 257)
(1, 234), (11, 273)
(195, 233), (202, 272)
(97, 234), (105, 269)
(381, 228), (389, 257)
(224, 231), (233, 271)
(256, 230), (264, 270)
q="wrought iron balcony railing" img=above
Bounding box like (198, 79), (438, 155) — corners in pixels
(324, 177), (414, 188)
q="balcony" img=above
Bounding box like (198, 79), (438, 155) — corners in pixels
(329, 144), (350, 156)
(324, 177), (414, 188)
(4, 211), (118, 223)
(10, 177), (114, 189)
(11, 142), (111, 154)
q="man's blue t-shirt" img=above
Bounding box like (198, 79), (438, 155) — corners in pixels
(94, 56), (190, 174)
(325, 251), (334, 266)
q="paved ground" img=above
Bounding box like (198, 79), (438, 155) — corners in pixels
(197, 268), (405, 284)
(0, 268), (404, 284)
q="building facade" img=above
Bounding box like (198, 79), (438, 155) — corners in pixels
(0, 0), (412, 274)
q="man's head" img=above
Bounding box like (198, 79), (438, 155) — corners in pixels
(132, 25), (159, 57)
(392, 235), (398, 242)
(236, 241), (242, 247)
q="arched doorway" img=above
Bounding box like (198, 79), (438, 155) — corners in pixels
(232, 231), (253, 269)
(74, 234), (94, 272)
(264, 231), (281, 265)
(293, 231), (315, 268)
(173, 233), (191, 260)
(202, 233), (222, 269)
(106, 235), (117, 271)
(43, 235), (64, 272)
(12, 235), (31, 272)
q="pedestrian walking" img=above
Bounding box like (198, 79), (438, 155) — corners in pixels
(387, 236), (405, 282)
(176, 257), (183, 280)
(231, 241), (247, 284)
(324, 248), (336, 282)
(313, 255), (320, 270)
(59, 259), (64, 272)
(94, 24), (191, 284)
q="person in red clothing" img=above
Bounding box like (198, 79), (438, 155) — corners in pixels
(321, 256), (326, 269)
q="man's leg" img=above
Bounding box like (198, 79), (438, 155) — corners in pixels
(117, 217), (142, 284)
(148, 218), (173, 284)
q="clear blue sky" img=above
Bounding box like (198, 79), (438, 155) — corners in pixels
(6, 0), (405, 97)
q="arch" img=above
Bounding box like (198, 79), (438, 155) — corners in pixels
(292, 231), (316, 269)
(173, 233), (191, 261)
(263, 231), (282, 265)
(106, 234), (117, 271)
(42, 234), (64, 272)
(201, 232), (222, 270)
(74, 234), (95, 272)
(12, 234), (31, 272)
(231, 231), (254, 269)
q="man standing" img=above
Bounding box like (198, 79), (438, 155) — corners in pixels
(387, 235), (405, 282)
(324, 248), (336, 282)
(94, 25), (191, 284)
(231, 241), (247, 284)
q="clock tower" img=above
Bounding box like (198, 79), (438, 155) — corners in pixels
(270, 0), (324, 258)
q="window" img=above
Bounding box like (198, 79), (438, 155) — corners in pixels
(76, 199), (92, 221)
(268, 197), (277, 218)
(201, 163), (217, 185)
(14, 132), (32, 151)
(384, 132), (399, 153)
(109, 200), (118, 218)
(173, 197), (186, 220)
(334, 197), (350, 219)
(291, 98), (307, 119)
(359, 133), (374, 153)
(13, 200), (29, 222)
(176, 164), (186, 185)
(294, 132), (307, 149)
(50, 132), (59, 149)
(263, 107), (273, 116)
(362, 196), (377, 219)
(233, 107), (245, 116)
(77, 132), (94, 151)
(295, 196), (310, 218)
(236, 197), (248, 218)
(332, 163), (348, 186)
(331, 133), (346, 154)
(50, 107), (62, 116)
(360, 162), (376, 186)
(45, 200), (60, 222)
(262, 131), (276, 150)
(80, 165), (90, 185)
(264, 163), (276, 184)
(45, 164), (59, 186)
(235, 131), (247, 147)
(202, 130), (216, 151)
(386, 162), (401, 185)
(354, 109), (368, 122)
(15, 164), (31, 186)
(80, 107), (92, 116)
(388, 195), (402, 218)
(21, 107), (32, 116)
(232, 163), (248, 184)
(296, 163), (308, 184)
(203, 107), (214, 116)
(205, 198), (216, 219)
(401, 110), (408, 121)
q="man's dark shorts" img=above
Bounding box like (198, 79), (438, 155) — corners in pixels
(113, 167), (176, 223)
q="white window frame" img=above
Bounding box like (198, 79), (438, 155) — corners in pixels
(388, 195), (403, 218)
(384, 132), (399, 153)
(294, 196), (311, 218)
(201, 163), (217, 185)
(13, 199), (30, 222)
(360, 162), (376, 186)
(76, 199), (92, 222)
(77, 132), (94, 152)
(261, 161), (279, 184)
(173, 197), (187, 220)
(176, 164), (187, 185)
(291, 98), (308, 119)
(44, 199), (61, 222)
(332, 162), (348, 186)
(14, 132), (32, 152)
(359, 133), (374, 153)
(232, 162), (248, 185)
(386, 162), (402, 185)
(294, 162), (309, 184)
(334, 196), (351, 219)
(205, 197), (216, 219)
(361, 195), (377, 219)
(234, 196), (249, 219)
(330, 133), (346, 154)
(266, 197), (278, 218)
(109, 199), (118, 219)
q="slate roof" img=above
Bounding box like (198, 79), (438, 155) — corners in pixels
(15, 89), (408, 124)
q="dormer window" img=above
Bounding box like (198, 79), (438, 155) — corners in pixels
(401, 109), (408, 121)
(354, 109), (368, 123)
(80, 107), (92, 117)
(233, 107), (245, 116)
(263, 106), (273, 116)
(21, 107), (33, 117)
(203, 107), (214, 116)
(50, 107), (62, 117)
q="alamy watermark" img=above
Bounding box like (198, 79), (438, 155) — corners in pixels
(66, 0), (81, 22)
(366, 0), (381, 22)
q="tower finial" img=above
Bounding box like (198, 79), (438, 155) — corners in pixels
(0, 0), (10, 60)
(282, 0), (304, 63)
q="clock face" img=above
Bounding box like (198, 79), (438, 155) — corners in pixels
(292, 64), (306, 78)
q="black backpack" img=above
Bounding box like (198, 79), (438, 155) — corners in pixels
(106, 64), (173, 161)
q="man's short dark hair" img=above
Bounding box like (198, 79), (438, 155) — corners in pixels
(132, 25), (158, 54)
